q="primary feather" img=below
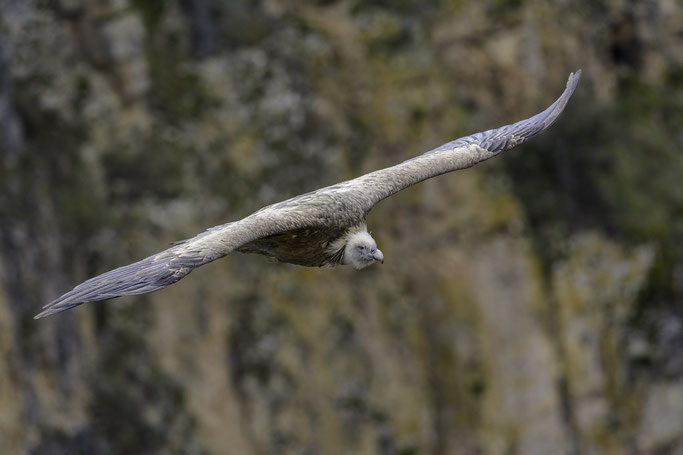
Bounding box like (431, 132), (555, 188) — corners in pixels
(35, 70), (581, 319)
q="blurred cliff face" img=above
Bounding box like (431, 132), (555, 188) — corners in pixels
(1, 1), (682, 454)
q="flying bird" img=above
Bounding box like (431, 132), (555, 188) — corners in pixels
(36, 70), (581, 319)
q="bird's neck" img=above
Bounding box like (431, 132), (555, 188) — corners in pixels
(326, 223), (368, 265)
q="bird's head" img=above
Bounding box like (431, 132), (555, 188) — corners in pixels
(343, 230), (384, 270)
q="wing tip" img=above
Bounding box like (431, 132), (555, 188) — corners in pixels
(558, 69), (582, 105)
(537, 68), (582, 130)
(34, 295), (86, 319)
(566, 69), (582, 95)
(34, 310), (54, 320)
(34, 304), (73, 319)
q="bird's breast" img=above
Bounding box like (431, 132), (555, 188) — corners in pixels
(236, 226), (345, 267)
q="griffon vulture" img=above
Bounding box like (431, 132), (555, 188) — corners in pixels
(35, 70), (581, 319)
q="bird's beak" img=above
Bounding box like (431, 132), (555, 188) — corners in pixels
(372, 248), (384, 264)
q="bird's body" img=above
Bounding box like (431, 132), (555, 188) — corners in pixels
(35, 70), (581, 319)
(237, 225), (348, 267)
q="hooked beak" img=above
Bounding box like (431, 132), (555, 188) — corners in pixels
(372, 248), (384, 264)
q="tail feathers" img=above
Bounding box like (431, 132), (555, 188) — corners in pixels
(35, 248), (199, 319)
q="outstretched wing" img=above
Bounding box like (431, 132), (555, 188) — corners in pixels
(34, 202), (335, 319)
(34, 222), (243, 318)
(343, 70), (581, 212)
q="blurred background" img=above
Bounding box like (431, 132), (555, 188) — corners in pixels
(1, 0), (682, 454)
